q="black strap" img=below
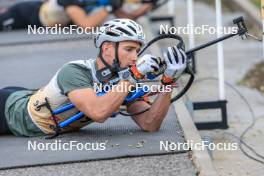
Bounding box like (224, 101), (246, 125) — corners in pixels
(99, 49), (114, 72)
(113, 42), (120, 72)
(99, 42), (121, 74)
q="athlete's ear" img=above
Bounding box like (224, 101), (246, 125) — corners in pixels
(101, 42), (115, 56)
(101, 42), (109, 53)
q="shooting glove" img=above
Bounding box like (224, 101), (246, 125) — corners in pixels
(162, 46), (187, 85)
(130, 54), (162, 79)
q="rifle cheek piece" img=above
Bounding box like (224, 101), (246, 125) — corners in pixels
(130, 64), (144, 79)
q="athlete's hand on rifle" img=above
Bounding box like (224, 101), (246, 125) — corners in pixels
(162, 46), (187, 85)
(116, 54), (162, 84)
(130, 54), (162, 79)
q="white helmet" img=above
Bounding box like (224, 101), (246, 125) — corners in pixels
(94, 18), (146, 48)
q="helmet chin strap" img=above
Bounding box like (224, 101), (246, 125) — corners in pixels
(99, 42), (120, 75)
(113, 42), (121, 72)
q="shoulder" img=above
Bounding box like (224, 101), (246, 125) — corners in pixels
(59, 59), (95, 75)
(56, 61), (95, 95)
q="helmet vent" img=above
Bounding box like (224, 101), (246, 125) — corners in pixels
(116, 27), (132, 36)
(127, 25), (136, 34)
(106, 31), (119, 37)
(129, 20), (137, 28)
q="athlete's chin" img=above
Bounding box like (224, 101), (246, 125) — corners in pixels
(119, 63), (130, 69)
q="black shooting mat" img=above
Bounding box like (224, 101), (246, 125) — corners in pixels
(0, 106), (187, 170)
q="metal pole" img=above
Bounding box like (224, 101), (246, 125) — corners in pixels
(215, 0), (225, 100)
(187, 0), (195, 49)
(263, 21), (264, 59)
(261, 0), (264, 58)
(186, 33), (236, 54)
(167, 0), (175, 15)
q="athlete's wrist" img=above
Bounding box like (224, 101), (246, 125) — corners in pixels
(161, 74), (174, 85)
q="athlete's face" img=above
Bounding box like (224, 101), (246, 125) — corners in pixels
(102, 41), (141, 69)
(117, 41), (141, 68)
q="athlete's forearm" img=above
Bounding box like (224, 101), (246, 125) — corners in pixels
(66, 7), (108, 30)
(81, 8), (109, 29)
(83, 81), (132, 122)
(143, 91), (172, 131)
(114, 4), (152, 20)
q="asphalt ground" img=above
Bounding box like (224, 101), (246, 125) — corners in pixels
(0, 153), (196, 176)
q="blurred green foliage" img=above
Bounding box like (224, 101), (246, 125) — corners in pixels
(251, 0), (261, 8)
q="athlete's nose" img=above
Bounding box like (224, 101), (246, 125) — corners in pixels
(132, 51), (138, 62)
(132, 56), (137, 61)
